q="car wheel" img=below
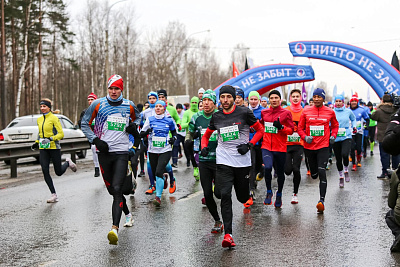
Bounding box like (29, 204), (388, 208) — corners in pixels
(77, 150), (87, 159)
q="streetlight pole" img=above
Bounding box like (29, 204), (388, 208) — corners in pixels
(185, 29), (210, 96)
(105, 0), (127, 83)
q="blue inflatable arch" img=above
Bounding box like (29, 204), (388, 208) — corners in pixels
(214, 64), (315, 98)
(289, 41), (400, 98)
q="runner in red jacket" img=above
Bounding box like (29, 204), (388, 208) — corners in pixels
(298, 88), (339, 213)
(260, 89), (294, 208)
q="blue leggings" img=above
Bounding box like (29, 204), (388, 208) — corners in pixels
(262, 149), (286, 193)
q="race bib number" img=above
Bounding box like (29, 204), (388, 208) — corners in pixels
(337, 128), (346, 137)
(107, 116), (126, 131)
(264, 122), (278, 134)
(39, 138), (50, 149)
(357, 121), (362, 129)
(220, 125), (239, 142)
(201, 129), (218, 142)
(287, 133), (301, 142)
(152, 136), (166, 148)
(310, 125), (324, 137)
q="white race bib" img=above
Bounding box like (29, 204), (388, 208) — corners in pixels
(337, 128), (346, 137)
(220, 125), (239, 142)
(264, 122), (278, 134)
(107, 116), (127, 131)
(310, 125), (324, 137)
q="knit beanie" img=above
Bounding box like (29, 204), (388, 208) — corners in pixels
(219, 85), (236, 99)
(203, 89), (217, 103)
(107, 74), (123, 91)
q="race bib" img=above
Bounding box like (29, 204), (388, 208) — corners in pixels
(39, 138), (50, 149)
(357, 121), (362, 129)
(152, 136), (166, 148)
(220, 125), (239, 142)
(337, 128), (346, 137)
(264, 122), (278, 134)
(310, 125), (324, 137)
(287, 133), (301, 143)
(201, 129), (218, 142)
(107, 116), (126, 131)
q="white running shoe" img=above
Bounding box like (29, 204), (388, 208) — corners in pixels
(47, 193), (58, 203)
(291, 193), (298, 204)
(124, 214), (134, 227)
(108, 228), (118, 245)
(66, 158), (77, 172)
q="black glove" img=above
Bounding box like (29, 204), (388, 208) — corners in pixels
(93, 137), (109, 153)
(193, 130), (201, 139)
(169, 135), (177, 145)
(273, 118), (283, 130)
(126, 122), (138, 135)
(140, 128), (152, 138)
(31, 142), (39, 150)
(329, 136), (335, 145)
(236, 143), (253, 155)
(200, 147), (209, 157)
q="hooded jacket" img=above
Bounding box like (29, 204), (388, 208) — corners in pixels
(371, 103), (398, 142)
(181, 97), (199, 130)
(334, 107), (357, 142)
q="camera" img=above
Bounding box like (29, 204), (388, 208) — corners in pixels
(384, 91), (400, 108)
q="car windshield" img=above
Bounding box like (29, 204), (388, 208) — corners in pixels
(7, 117), (38, 128)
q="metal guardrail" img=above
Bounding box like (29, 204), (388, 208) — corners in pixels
(0, 137), (90, 178)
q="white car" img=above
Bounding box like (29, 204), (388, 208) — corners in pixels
(0, 114), (87, 160)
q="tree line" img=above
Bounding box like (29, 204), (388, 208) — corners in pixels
(0, 0), (230, 128)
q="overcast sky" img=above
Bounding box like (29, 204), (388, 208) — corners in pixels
(68, 0), (400, 102)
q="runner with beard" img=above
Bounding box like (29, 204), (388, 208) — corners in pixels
(201, 85), (264, 248)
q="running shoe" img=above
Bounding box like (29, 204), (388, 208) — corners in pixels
(256, 172), (264, 181)
(363, 151), (367, 158)
(274, 192), (282, 208)
(264, 191), (273, 205)
(211, 221), (224, 234)
(377, 173), (388, 179)
(306, 170), (311, 176)
(169, 179), (176, 194)
(222, 234), (236, 248)
(201, 197), (206, 205)
(339, 178), (344, 188)
(328, 158), (332, 164)
(94, 167), (100, 177)
(391, 235), (400, 252)
(107, 227), (118, 245)
(138, 170), (145, 177)
(243, 197), (254, 208)
(66, 158), (77, 172)
(163, 174), (168, 189)
(187, 161), (190, 167)
(178, 153), (183, 159)
(291, 193), (298, 204)
(316, 200), (325, 213)
(193, 167), (200, 180)
(357, 162), (362, 167)
(344, 171), (350, 182)
(153, 197), (161, 207)
(171, 163), (178, 168)
(145, 185), (156, 195)
(370, 151), (374, 156)
(326, 165), (330, 170)
(124, 214), (134, 227)
(46, 193), (58, 203)
(352, 164), (357, 171)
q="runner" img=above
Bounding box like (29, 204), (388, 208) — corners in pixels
(261, 96), (269, 108)
(81, 74), (140, 245)
(171, 103), (188, 168)
(359, 100), (371, 158)
(333, 94), (357, 187)
(244, 91), (265, 208)
(140, 100), (177, 206)
(31, 98), (77, 203)
(367, 101), (377, 156)
(78, 92), (100, 177)
(235, 87), (245, 106)
(186, 89), (223, 233)
(284, 89), (304, 204)
(260, 89), (294, 208)
(198, 88), (205, 100)
(182, 96), (200, 179)
(349, 94), (370, 171)
(201, 85), (264, 248)
(298, 88), (339, 213)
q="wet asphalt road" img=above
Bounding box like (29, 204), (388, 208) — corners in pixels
(1, 149), (400, 266)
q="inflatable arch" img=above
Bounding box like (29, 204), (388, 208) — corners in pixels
(289, 41), (400, 98)
(214, 64), (315, 98)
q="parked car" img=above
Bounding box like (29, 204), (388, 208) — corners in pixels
(0, 114), (87, 163)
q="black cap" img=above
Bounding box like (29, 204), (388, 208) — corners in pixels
(367, 101), (373, 107)
(268, 89), (281, 99)
(219, 85), (236, 99)
(157, 89), (167, 97)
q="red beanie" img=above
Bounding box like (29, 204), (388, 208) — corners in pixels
(107, 74), (123, 91)
(350, 94), (358, 102)
(87, 92), (97, 100)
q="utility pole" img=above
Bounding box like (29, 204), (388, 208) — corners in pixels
(1, 0), (6, 128)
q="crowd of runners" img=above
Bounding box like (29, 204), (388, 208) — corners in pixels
(34, 74), (400, 248)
